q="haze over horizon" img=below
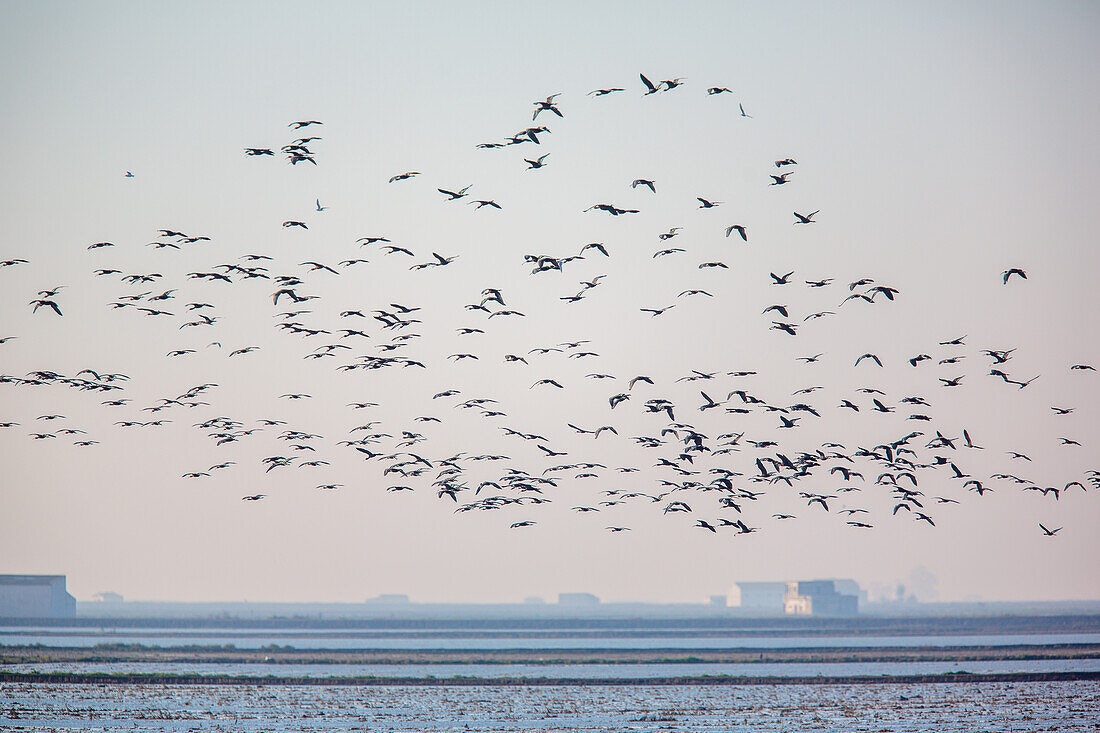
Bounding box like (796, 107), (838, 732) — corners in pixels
(1, 1), (1098, 607)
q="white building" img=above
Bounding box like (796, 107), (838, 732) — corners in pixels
(728, 582), (787, 611)
(783, 580), (859, 617)
(730, 579), (861, 615)
(0, 575), (76, 618)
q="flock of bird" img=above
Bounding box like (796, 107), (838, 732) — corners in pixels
(2, 74), (1094, 541)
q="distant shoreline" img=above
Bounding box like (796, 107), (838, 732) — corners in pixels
(4, 643), (1099, 666)
(7, 612), (1100, 635)
(3, 671), (1098, 686)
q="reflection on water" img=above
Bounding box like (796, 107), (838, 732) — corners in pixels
(2, 680), (1098, 732)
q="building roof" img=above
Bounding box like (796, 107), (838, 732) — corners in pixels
(732, 582), (787, 590)
(0, 574), (66, 585)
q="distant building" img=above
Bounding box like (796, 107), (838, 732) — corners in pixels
(365, 594), (410, 604)
(523, 596), (546, 604)
(783, 580), (858, 616)
(708, 595), (727, 607)
(0, 575), (76, 618)
(93, 592), (124, 603)
(728, 582), (787, 611)
(558, 592), (599, 606)
(831, 578), (868, 605)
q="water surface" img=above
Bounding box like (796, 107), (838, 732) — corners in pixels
(2, 680), (1097, 731)
(5, 657), (1100, 678)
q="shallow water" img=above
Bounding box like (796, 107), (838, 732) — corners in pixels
(2, 681), (1097, 731)
(6, 657), (1100, 678)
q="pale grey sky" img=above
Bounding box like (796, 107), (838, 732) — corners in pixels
(1, 1), (1098, 604)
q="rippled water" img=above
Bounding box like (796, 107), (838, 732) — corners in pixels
(2, 681), (1097, 731)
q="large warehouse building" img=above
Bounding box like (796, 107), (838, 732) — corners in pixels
(730, 578), (860, 616)
(0, 574), (77, 618)
(727, 581), (787, 610)
(783, 580), (859, 617)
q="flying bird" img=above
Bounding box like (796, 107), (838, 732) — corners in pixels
(725, 224), (747, 241)
(29, 299), (62, 316)
(524, 154), (550, 170)
(438, 185), (472, 200)
(532, 94), (563, 120)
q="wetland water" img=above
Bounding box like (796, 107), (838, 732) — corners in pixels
(2, 680), (1098, 731)
(5, 626), (1099, 678)
(5, 658), (1100, 678)
(4, 624), (1098, 729)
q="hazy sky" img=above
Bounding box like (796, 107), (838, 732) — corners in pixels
(1, 1), (1098, 605)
